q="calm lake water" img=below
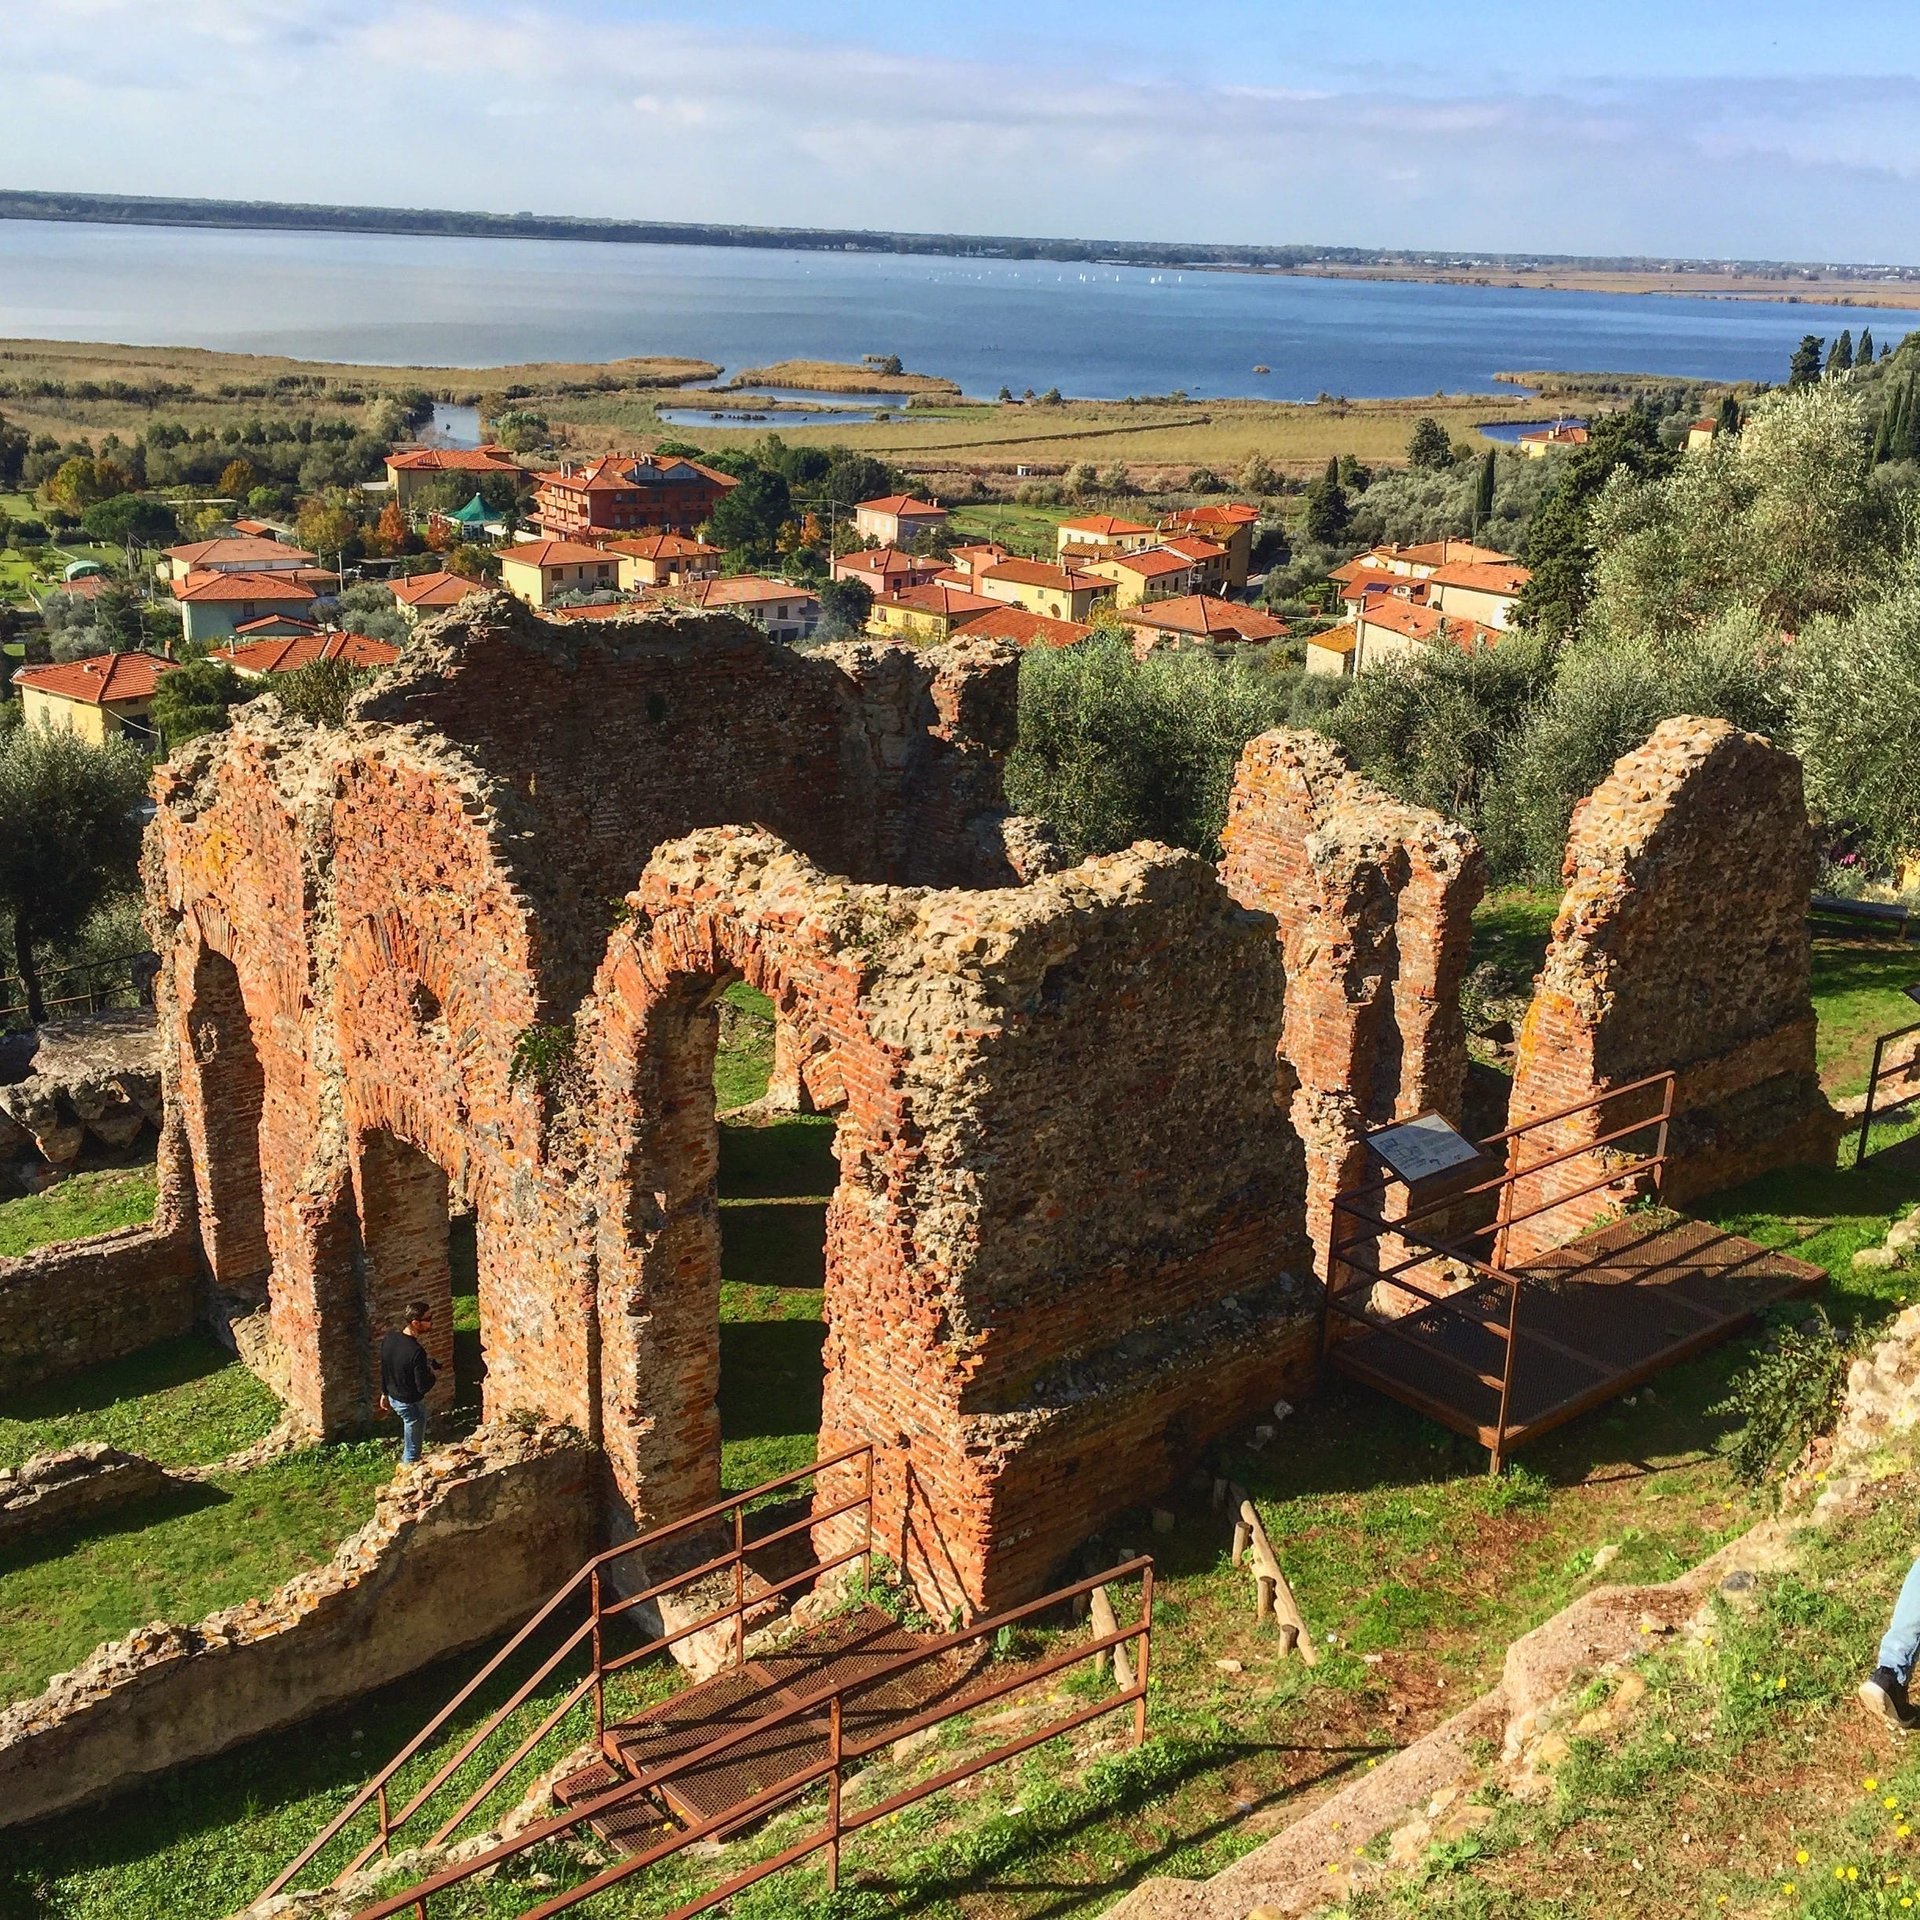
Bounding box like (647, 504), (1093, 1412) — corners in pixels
(2, 219), (1912, 402)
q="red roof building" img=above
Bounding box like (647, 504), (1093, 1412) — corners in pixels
(163, 535), (316, 582)
(211, 630), (401, 676)
(958, 604), (1093, 649)
(14, 651), (181, 744)
(384, 444), (523, 505)
(1118, 596), (1290, 647)
(830, 547), (946, 597)
(390, 570), (489, 618)
(853, 494), (948, 546)
(531, 453), (736, 539)
(170, 567), (332, 645)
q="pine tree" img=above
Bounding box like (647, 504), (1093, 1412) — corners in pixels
(1830, 329), (1855, 375)
(1474, 448), (1496, 533)
(1789, 335), (1825, 386)
(1859, 328), (1875, 367)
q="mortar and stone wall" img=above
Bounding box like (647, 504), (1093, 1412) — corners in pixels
(1219, 729), (1485, 1275)
(1504, 718), (1843, 1258)
(134, 598), (1316, 1618)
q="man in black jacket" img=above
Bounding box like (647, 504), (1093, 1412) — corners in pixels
(378, 1300), (439, 1466)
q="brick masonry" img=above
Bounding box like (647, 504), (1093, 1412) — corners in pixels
(1219, 730), (1485, 1277)
(143, 598), (1318, 1618)
(1504, 718), (1845, 1257)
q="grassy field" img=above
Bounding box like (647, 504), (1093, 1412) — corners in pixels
(0, 1166), (157, 1257)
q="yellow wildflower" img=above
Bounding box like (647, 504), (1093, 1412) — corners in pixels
(1870, 1777), (1882, 1791)
(1798, 1850), (1811, 1864)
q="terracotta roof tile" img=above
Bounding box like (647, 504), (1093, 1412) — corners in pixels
(960, 605), (1092, 648)
(212, 630), (401, 674)
(165, 535), (316, 568)
(385, 444), (521, 473)
(498, 539), (613, 569)
(390, 570), (488, 608)
(1120, 595), (1289, 641)
(14, 651), (180, 704)
(171, 569), (326, 604)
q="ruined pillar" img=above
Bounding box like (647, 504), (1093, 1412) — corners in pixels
(1503, 717), (1844, 1259)
(1220, 730), (1486, 1276)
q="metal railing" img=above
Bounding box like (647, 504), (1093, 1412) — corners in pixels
(345, 1556), (1154, 1920)
(262, 1445), (875, 1903)
(1857, 1018), (1920, 1167)
(1326, 1071), (1676, 1472)
(0, 950), (155, 1027)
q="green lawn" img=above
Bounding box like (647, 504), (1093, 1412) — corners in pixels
(0, 1335), (281, 1471)
(948, 500), (1077, 559)
(1810, 937), (1920, 1098)
(0, 1166), (158, 1259)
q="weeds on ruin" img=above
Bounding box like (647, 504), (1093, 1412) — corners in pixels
(506, 1020), (578, 1098)
(1710, 1304), (1852, 1488)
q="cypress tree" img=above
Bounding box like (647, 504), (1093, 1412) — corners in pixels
(1715, 392), (1743, 438)
(1872, 385), (1896, 463)
(1859, 328), (1875, 367)
(1789, 334), (1825, 386)
(1474, 447), (1497, 532)
(1830, 329), (1855, 374)
(1903, 380), (1920, 463)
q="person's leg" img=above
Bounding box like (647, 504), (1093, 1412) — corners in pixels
(394, 1399), (426, 1465)
(1880, 1556), (1920, 1681)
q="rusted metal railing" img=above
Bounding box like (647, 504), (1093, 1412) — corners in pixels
(1856, 1018), (1920, 1167)
(345, 1556), (1154, 1920)
(1326, 1071), (1676, 1472)
(261, 1445), (875, 1902)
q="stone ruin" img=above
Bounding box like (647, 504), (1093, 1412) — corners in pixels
(0, 1011), (163, 1172)
(131, 593), (1317, 1617)
(1503, 717), (1845, 1257)
(0, 597), (1852, 1630)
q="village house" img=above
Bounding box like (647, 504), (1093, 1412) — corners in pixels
(959, 603), (1092, 648)
(160, 535), (316, 585)
(944, 541), (1011, 581)
(1158, 502), (1259, 590)
(1686, 417), (1719, 453)
(390, 570), (490, 623)
(1083, 545), (1197, 608)
(853, 493), (947, 547)
(209, 629), (402, 679)
(1427, 557), (1531, 631)
(1517, 422), (1589, 458)
(975, 558), (1116, 622)
(865, 580), (1000, 644)
(383, 444), (523, 509)
(532, 453), (736, 539)
(12, 651), (179, 746)
(658, 574), (821, 642)
(496, 539), (619, 611)
(1118, 595), (1289, 651)
(1053, 513), (1157, 563)
(830, 546), (945, 599)
(227, 611), (322, 643)
(171, 567), (332, 647)
(1343, 595), (1498, 673)
(610, 534), (724, 592)
(1303, 621), (1360, 677)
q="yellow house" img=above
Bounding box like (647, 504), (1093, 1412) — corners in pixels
(12, 651), (179, 747)
(161, 535), (316, 585)
(610, 535), (724, 592)
(1085, 546), (1196, 609)
(975, 559), (1116, 623)
(1304, 621), (1359, 678)
(1426, 559), (1531, 632)
(866, 581), (1000, 644)
(1158, 503), (1258, 591)
(1054, 514), (1156, 559)
(1686, 417), (1718, 453)
(390, 570), (489, 624)
(496, 539), (619, 610)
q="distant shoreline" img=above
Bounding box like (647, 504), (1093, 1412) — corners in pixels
(6, 189), (1920, 313)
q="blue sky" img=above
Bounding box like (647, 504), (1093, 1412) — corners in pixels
(4, 0), (1919, 260)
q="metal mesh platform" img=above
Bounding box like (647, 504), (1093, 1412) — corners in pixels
(1330, 1215), (1825, 1455)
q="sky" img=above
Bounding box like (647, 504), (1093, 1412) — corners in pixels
(5, 0), (1920, 261)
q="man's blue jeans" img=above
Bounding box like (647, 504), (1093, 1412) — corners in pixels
(1879, 1557), (1920, 1679)
(392, 1399), (427, 1465)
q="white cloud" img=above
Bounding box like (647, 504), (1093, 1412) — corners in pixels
(2, 0), (1919, 257)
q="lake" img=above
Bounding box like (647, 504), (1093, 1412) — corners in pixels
(1, 218), (1912, 402)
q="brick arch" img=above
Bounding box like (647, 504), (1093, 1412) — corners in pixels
(584, 837), (911, 1563)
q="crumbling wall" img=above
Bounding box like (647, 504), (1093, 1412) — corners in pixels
(585, 828), (1315, 1617)
(1220, 730), (1485, 1272)
(0, 1444), (179, 1549)
(0, 1424), (592, 1830)
(0, 1111), (198, 1392)
(1504, 718), (1843, 1257)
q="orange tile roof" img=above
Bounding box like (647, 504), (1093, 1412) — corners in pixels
(171, 568), (326, 604)
(947, 541), (1010, 566)
(534, 452), (735, 494)
(1107, 547), (1195, 578)
(1159, 534), (1227, 563)
(885, 582), (1001, 617)
(1307, 622), (1359, 657)
(1057, 513), (1154, 537)
(672, 576), (816, 608)
(15, 651), (180, 704)
(165, 535), (316, 569)
(606, 534), (721, 562)
(546, 602), (652, 622)
(212, 630), (401, 673)
(1121, 595), (1290, 641)
(385, 444), (521, 473)
(836, 546), (924, 572)
(980, 559), (1110, 592)
(857, 493), (945, 517)
(390, 569), (488, 608)
(1358, 598), (1497, 651)
(1427, 559), (1531, 595)
(1164, 502), (1259, 528)
(231, 613), (321, 636)
(1518, 424), (1588, 446)
(498, 539), (612, 569)
(960, 605), (1092, 649)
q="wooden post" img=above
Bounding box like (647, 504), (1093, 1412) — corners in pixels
(1134, 1563), (1153, 1748)
(1236, 1496), (1317, 1667)
(1090, 1584), (1135, 1691)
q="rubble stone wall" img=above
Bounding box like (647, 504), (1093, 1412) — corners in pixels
(0, 1444), (178, 1549)
(1220, 730), (1485, 1273)
(586, 828), (1316, 1617)
(1504, 718), (1844, 1257)
(0, 1425), (593, 1830)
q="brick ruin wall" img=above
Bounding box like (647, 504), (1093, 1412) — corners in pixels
(585, 828), (1317, 1616)
(137, 601), (1315, 1618)
(1504, 717), (1844, 1258)
(1219, 730), (1485, 1276)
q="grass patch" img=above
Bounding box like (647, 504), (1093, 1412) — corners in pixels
(1811, 938), (1920, 1099)
(0, 1334), (281, 1470)
(0, 1442), (390, 1704)
(0, 1165), (156, 1257)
